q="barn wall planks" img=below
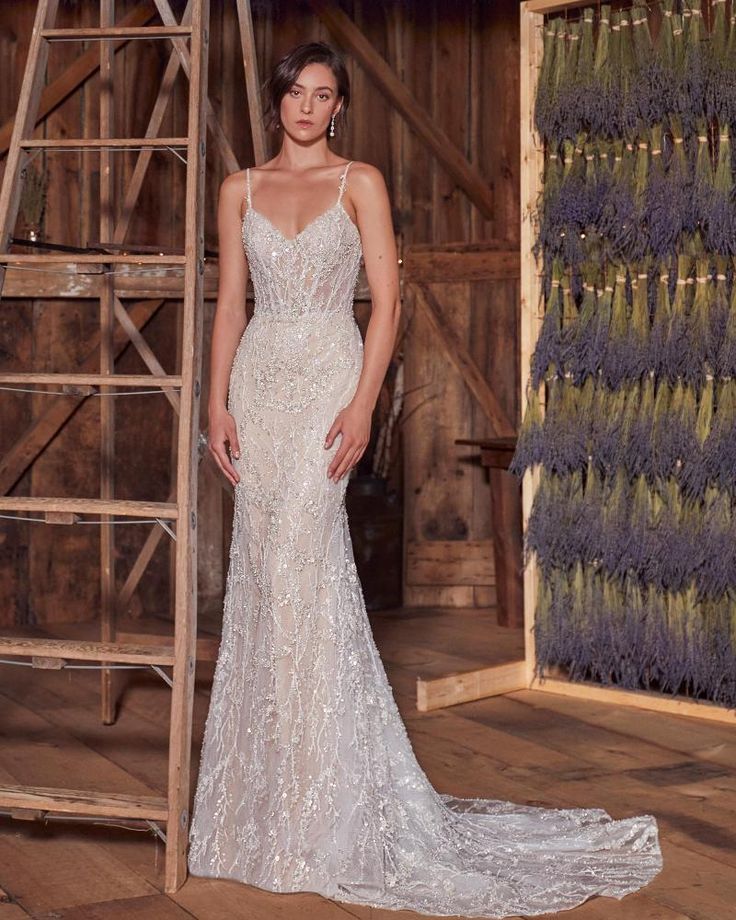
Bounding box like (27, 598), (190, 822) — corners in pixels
(0, 0), (519, 622)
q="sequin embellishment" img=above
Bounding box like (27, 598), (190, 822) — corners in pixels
(187, 161), (663, 917)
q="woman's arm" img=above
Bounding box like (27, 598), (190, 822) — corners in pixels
(324, 163), (401, 482)
(207, 171), (249, 486)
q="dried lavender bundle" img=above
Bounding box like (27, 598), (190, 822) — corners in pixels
(702, 125), (736, 255)
(630, 5), (657, 128)
(591, 378), (628, 476)
(681, 258), (712, 390)
(648, 0), (678, 123)
(601, 266), (631, 389)
(680, 375), (713, 499)
(589, 5), (614, 137)
(508, 383), (544, 478)
(539, 375), (587, 473)
(705, 0), (729, 121)
(645, 122), (682, 259)
(660, 254), (693, 382)
(718, 3), (736, 127)
(690, 117), (715, 237)
(570, 263), (611, 381)
(650, 262), (672, 377)
(680, 0), (708, 133)
(716, 255), (736, 375)
(534, 16), (564, 141)
(598, 139), (638, 258)
(703, 377), (736, 490)
(710, 257), (730, 368)
(559, 8), (597, 140)
(557, 18), (583, 141)
(530, 258), (564, 388)
(615, 8), (638, 140)
(627, 373), (656, 476)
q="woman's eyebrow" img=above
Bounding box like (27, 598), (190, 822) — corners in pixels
(292, 82), (333, 92)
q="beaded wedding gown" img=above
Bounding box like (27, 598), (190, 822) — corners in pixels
(187, 161), (663, 917)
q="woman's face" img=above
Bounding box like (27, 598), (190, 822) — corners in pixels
(279, 61), (341, 141)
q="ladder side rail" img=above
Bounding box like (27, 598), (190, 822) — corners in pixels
(100, 0), (117, 725)
(0, 0), (60, 294)
(165, 0), (209, 892)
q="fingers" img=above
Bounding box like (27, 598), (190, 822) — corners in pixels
(225, 416), (241, 460)
(208, 424), (240, 487)
(324, 415), (341, 449)
(327, 443), (366, 482)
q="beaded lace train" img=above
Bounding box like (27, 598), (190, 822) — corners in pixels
(187, 161), (664, 917)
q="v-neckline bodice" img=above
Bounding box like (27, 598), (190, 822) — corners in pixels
(242, 161), (358, 246)
(243, 199), (359, 246)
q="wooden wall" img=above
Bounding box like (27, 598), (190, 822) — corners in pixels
(0, 0), (520, 627)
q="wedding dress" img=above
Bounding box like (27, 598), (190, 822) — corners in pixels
(187, 160), (663, 917)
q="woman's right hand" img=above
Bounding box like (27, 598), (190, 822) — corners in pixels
(208, 406), (241, 486)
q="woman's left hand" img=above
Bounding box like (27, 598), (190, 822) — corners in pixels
(324, 399), (372, 482)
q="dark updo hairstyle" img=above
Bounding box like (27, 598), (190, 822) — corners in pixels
(262, 41), (350, 136)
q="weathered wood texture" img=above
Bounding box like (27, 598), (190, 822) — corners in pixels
(0, 613), (729, 917)
(0, 0), (519, 623)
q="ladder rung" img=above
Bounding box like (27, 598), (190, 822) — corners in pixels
(42, 26), (192, 41)
(0, 784), (168, 821)
(0, 254), (187, 264)
(0, 373), (183, 387)
(0, 635), (176, 666)
(0, 498), (178, 519)
(117, 630), (219, 662)
(21, 138), (188, 149)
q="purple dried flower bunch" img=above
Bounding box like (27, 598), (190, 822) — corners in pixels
(512, 0), (736, 707)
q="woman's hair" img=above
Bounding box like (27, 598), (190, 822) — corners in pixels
(262, 41), (350, 135)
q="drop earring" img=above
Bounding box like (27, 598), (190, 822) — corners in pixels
(329, 114), (336, 138)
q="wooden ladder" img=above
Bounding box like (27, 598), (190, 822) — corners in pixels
(0, 0), (209, 892)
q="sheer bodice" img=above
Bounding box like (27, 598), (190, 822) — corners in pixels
(242, 161), (362, 322)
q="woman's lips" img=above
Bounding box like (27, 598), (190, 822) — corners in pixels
(296, 120), (313, 126)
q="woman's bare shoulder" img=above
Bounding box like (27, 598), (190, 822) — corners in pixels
(344, 161), (387, 197)
(220, 168), (248, 199)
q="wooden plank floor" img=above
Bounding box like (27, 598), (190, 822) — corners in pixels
(0, 607), (732, 919)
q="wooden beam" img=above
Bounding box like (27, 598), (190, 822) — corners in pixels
(43, 26), (192, 40)
(406, 539), (493, 586)
(412, 282), (515, 437)
(153, 0), (240, 174)
(165, 0), (209, 891)
(520, 0), (546, 687)
(0, 497), (177, 517)
(113, 297), (181, 413)
(403, 243), (520, 283)
(417, 660), (527, 712)
(525, 0), (590, 13)
(0, 785), (168, 821)
(531, 675), (736, 725)
(235, 0), (267, 165)
(305, 0), (495, 221)
(0, 635), (175, 666)
(116, 629), (219, 662)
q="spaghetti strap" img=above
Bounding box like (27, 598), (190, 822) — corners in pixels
(244, 167), (252, 209)
(337, 160), (354, 204)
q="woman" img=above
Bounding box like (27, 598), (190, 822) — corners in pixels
(187, 40), (663, 918)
